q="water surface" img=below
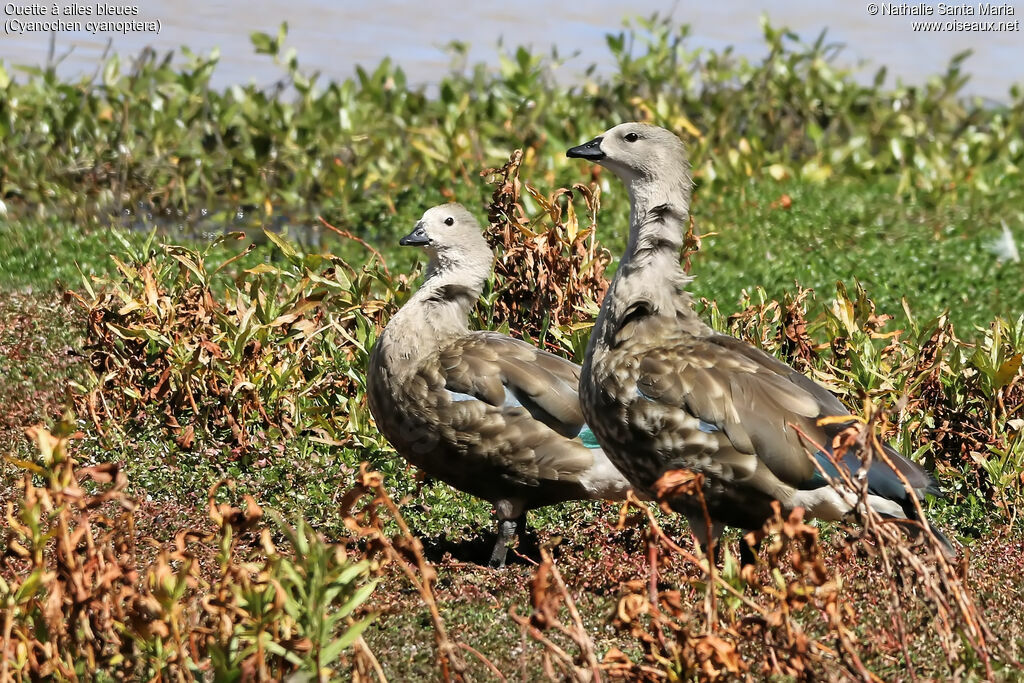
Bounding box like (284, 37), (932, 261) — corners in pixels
(1, 1), (1020, 98)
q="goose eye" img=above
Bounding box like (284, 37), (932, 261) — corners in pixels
(444, 217), (454, 226)
(624, 132), (639, 143)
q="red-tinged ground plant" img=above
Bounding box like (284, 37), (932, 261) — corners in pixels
(2, 420), (137, 679)
(340, 464), (516, 682)
(68, 230), (411, 453)
(508, 544), (603, 681)
(1, 420), (381, 682)
(481, 149), (611, 359)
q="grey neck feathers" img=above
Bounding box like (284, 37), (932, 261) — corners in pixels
(382, 249), (491, 363)
(620, 168), (694, 296)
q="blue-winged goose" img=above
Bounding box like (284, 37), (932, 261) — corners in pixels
(566, 123), (952, 561)
(366, 203), (633, 567)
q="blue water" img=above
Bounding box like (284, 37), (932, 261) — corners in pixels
(0, 0), (1020, 99)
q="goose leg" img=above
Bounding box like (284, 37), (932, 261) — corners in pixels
(515, 511), (528, 542)
(488, 519), (516, 568)
(697, 537), (720, 565)
(488, 513), (526, 568)
(686, 513), (725, 565)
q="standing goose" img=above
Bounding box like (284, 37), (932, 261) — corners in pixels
(566, 123), (952, 561)
(367, 203), (633, 567)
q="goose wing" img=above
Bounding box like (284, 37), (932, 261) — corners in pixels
(633, 332), (936, 507)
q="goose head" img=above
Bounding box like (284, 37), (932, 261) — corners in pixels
(567, 122), (690, 189)
(400, 203), (494, 284)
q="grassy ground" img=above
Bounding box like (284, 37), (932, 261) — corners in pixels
(2, 169), (1023, 679)
(691, 178), (1023, 331)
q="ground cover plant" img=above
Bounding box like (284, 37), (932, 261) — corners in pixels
(1, 15), (1023, 681)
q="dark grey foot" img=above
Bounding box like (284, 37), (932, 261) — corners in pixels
(700, 536), (758, 568)
(488, 517), (519, 568)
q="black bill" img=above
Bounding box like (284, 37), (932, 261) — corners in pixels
(566, 136), (605, 160)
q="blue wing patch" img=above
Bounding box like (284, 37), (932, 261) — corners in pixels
(798, 451), (836, 490)
(578, 424), (602, 449)
(445, 387), (524, 409)
(799, 450), (915, 507)
(697, 420), (719, 434)
(636, 386), (657, 403)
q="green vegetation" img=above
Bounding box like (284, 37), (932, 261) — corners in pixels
(1, 15), (1022, 681)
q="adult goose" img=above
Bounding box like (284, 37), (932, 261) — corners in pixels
(566, 123), (952, 562)
(367, 203), (633, 567)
